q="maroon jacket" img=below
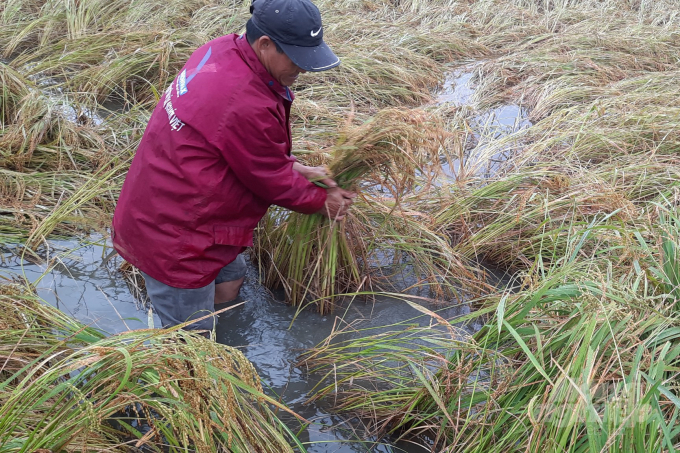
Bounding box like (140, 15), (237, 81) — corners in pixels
(112, 34), (326, 288)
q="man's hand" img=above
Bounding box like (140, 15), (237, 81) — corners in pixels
(293, 162), (338, 188)
(318, 186), (356, 221)
(292, 162), (355, 220)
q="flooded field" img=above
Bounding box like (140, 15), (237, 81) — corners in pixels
(2, 0), (680, 450)
(435, 64), (532, 179)
(1, 237), (478, 452)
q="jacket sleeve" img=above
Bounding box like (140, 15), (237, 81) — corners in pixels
(216, 104), (326, 215)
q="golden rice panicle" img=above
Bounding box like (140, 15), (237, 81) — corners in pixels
(330, 108), (447, 190)
(0, 284), (300, 452)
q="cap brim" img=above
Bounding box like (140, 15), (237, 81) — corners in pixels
(278, 40), (340, 72)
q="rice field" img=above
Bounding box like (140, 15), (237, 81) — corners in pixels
(1, 0), (680, 450)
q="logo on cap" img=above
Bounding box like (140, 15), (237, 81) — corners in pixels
(310, 27), (321, 37)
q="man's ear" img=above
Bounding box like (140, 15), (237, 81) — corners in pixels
(252, 36), (266, 54)
(259, 36), (273, 50)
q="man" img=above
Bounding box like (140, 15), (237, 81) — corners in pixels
(112, 0), (355, 334)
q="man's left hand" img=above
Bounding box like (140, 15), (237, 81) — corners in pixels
(293, 162), (338, 188)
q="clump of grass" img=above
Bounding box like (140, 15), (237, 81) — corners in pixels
(0, 168), (111, 245)
(0, 90), (106, 171)
(290, 2), (489, 142)
(1, 0), (247, 104)
(0, 61), (30, 125)
(470, 19), (680, 114)
(436, 166), (641, 269)
(0, 154), (130, 249)
(0, 282), (306, 452)
(434, 66), (680, 271)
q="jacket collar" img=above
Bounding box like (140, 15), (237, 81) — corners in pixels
(236, 34), (295, 102)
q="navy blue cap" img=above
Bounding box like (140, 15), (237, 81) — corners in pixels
(250, 0), (340, 72)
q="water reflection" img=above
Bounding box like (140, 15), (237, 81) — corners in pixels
(1, 238), (157, 332)
(216, 260), (473, 452)
(436, 63), (533, 179)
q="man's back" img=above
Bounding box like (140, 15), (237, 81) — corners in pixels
(113, 33), (325, 289)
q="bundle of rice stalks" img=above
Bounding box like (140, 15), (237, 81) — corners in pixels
(255, 108), (452, 314)
(330, 109), (445, 190)
(0, 283), (305, 452)
(119, 259), (150, 308)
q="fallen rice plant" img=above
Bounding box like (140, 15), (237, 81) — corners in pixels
(301, 209), (680, 451)
(3, 0), (680, 450)
(0, 282), (306, 452)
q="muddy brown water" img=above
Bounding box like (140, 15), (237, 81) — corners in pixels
(1, 235), (481, 452)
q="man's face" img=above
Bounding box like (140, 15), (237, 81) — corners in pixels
(254, 36), (306, 87)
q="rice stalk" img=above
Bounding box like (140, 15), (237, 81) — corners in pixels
(0, 61), (31, 126)
(0, 90), (108, 171)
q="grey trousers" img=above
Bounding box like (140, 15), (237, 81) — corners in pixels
(141, 254), (247, 332)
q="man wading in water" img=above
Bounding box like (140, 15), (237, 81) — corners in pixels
(112, 0), (355, 335)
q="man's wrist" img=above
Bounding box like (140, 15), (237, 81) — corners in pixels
(292, 162), (308, 178)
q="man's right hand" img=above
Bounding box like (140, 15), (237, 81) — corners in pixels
(318, 187), (356, 221)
